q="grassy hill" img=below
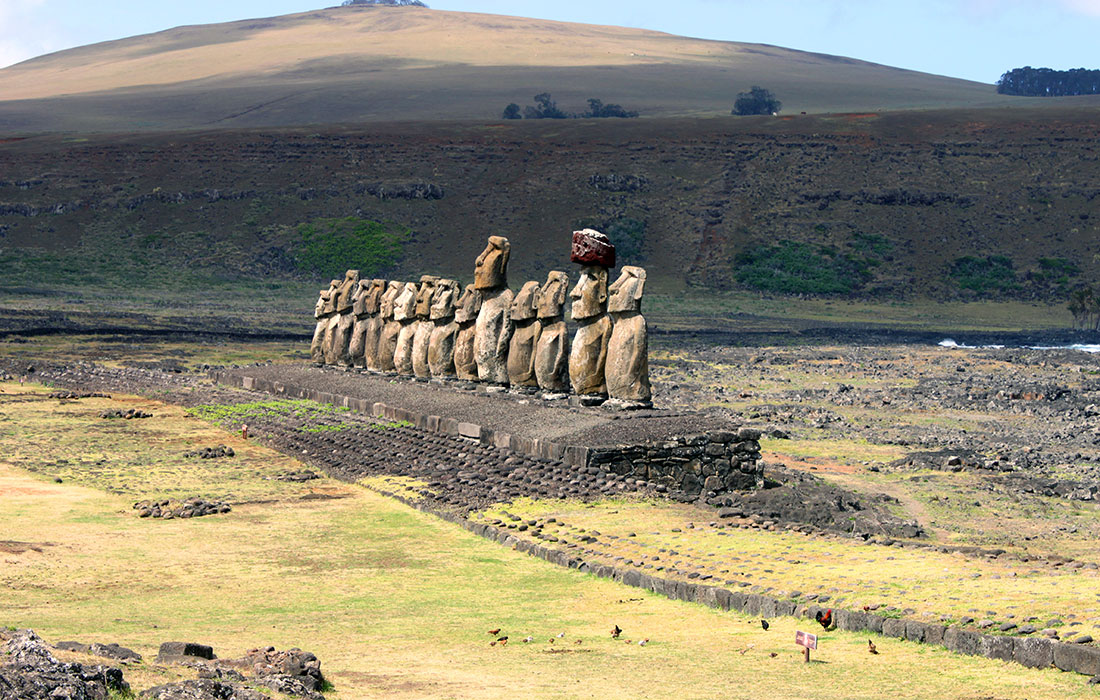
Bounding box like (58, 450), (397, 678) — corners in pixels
(0, 5), (1075, 133)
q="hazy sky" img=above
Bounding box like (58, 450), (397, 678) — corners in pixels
(1, 0), (1098, 83)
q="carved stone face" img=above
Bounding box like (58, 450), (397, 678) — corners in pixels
(538, 271), (569, 319)
(454, 284), (482, 323)
(380, 281), (403, 319)
(511, 281), (541, 321)
(608, 265), (647, 313)
(364, 279), (387, 315)
(569, 265), (608, 320)
(393, 282), (418, 322)
(415, 275), (440, 318)
(322, 280), (340, 314)
(474, 236), (510, 290)
(430, 279), (460, 321)
(336, 269), (361, 309)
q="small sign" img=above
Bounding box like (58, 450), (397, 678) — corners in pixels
(795, 631), (818, 650)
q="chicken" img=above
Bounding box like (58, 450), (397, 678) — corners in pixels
(815, 609), (833, 630)
(488, 628), (501, 636)
(522, 636), (533, 643)
(611, 625), (622, 639)
(868, 639), (878, 655)
(760, 619), (769, 631)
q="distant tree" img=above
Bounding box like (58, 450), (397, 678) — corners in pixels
(342, 0), (428, 7)
(997, 66), (1100, 96)
(732, 86), (781, 116)
(523, 93), (568, 119)
(502, 103), (522, 120)
(584, 98), (638, 119)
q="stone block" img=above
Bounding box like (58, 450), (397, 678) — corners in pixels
(882, 618), (906, 638)
(737, 427), (762, 441)
(156, 642), (215, 663)
(864, 615), (884, 634)
(494, 431), (512, 449)
(944, 627), (981, 656)
(457, 422), (481, 439)
(1053, 642), (1100, 675)
(707, 430), (736, 443)
(714, 588), (732, 611)
(1014, 636), (1054, 669)
(978, 634), (1015, 661)
(425, 415), (440, 431)
(242, 376), (254, 390)
(728, 592), (747, 611)
(439, 417), (459, 435)
(837, 610), (866, 632)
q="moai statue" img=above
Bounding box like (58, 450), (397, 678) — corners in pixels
(375, 281), (404, 373)
(427, 279), (461, 379)
(507, 280), (542, 390)
(360, 279), (387, 372)
(310, 280), (337, 365)
(606, 266), (652, 406)
(392, 282), (419, 376)
(326, 269), (359, 366)
(473, 236), (514, 386)
(534, 270), (570, 395)
(348, 279), (371, 368)
(568, 230), (615, 402)
(453, 284), (482, 382)
(411, 275), (440, 379)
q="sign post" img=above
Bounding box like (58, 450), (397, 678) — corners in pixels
(795, 630), (818, 663)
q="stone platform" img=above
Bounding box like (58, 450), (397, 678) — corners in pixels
(214, 364), (764, 496)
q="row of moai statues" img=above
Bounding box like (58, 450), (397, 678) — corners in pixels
(309, 229), (651, 406)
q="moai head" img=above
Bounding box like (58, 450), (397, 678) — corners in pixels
(415, 275), (440, 319)
(537, 271), (570, 320)
(364, 279), (387, 315)
(393, 282), (418, 322)
(570, 266), (609, 321)
(380, 281), (403, 320)
(454, 284), (482, 324)
(570, 229), (615, 268)
(430, 279), (460, 321)
(511, 281), (541, 321)
(474, 236), (510, 290)
(336, 269), (361, 310)
(322, 279), (340, 314)
(314, 288), (329, 318)
(608, 266), (647, 313)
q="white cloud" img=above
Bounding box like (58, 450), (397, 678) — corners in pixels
(1060, 0), (1100, 16)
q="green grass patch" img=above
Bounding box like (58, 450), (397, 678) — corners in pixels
(733, 239), (880, 295)
(949, 255), (1019, 294)
(295, 216), (408, 279)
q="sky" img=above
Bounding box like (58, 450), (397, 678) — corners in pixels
(1, 0), (1099, 83)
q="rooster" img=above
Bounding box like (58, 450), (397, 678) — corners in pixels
(868, 639), (878, 655)
(611, 625), (622, 639)
(760, 619), (769, 631)
(815, 609), (833, 630)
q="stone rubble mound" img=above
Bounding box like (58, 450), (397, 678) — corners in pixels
(149, 642), (326, 700)
(100, 407), (153, 419)
(134, 498), (231, 519)
(0, 628), (130, 700)
(182, 445), (235, 459)
(49, 391), (111, 400)
(54, 640), (143, 663)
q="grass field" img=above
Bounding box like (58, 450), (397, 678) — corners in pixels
(3, 380), (1100, 698)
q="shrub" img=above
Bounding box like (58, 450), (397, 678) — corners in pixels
(732, 86), (781, 116)
(295, 217), (408, 278)
(734, 240), (872, 295)
(948, 255), (1019, 293)
(501, 103), (521, 120)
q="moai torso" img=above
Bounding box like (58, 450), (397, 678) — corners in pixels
(507, 280), (541, 388)
(453, 284), (482, 381)
(473, 236), (514, 385)
(360, 279), (387, 371)
(607, 266), (651, 403)
(376, 281), (404, 372)
(427, 279), (460, 378)
(412, 275), (440, 379)
(392, 282), (419, 376)
(348, 278), (371, 367)
(534, 271), (570, 393)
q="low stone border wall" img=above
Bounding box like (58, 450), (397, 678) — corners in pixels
(373, 487), (1100, 679)
(213, 371), (763, 496)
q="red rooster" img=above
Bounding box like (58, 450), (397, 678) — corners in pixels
(815, 609), (834, 630)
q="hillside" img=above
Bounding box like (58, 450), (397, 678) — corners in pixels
(1, 109), (1098, 321)
(0, 5), (1064, 133)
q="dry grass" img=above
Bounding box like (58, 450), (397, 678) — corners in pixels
(2, 380), (1098, 698)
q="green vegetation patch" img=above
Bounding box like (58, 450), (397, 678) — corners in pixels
(734, 240), (875, 295)
(949, 255), (1019, 294)
(188, 398), (411, 434)
(295, 216), (408, 279)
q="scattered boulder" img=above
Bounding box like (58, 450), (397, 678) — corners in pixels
(139, 679), (267, 700)
(0, 628), (130, 700)
(49, 391), (111, 400)
(156, 642), (216, 664)
(273, 470), (321, 482)
(55, 641), (143, 663)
